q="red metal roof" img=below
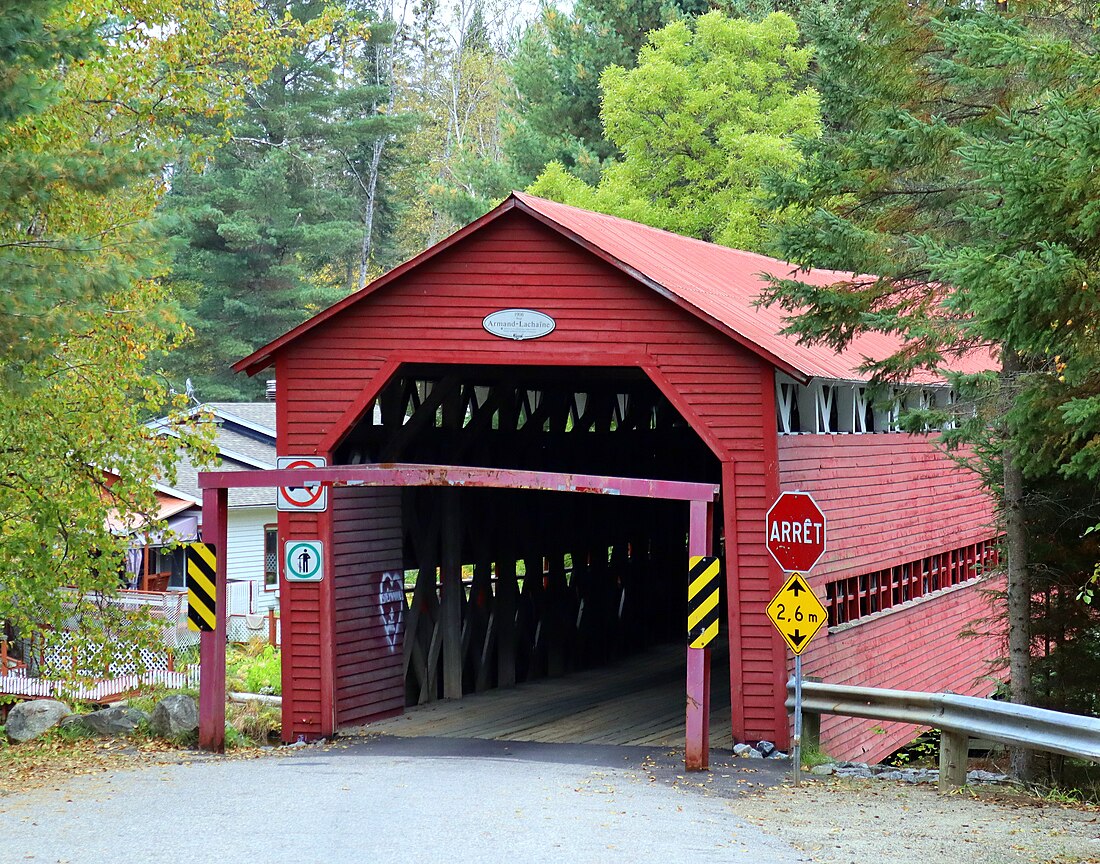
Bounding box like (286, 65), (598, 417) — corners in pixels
(236, 192), (991, 383)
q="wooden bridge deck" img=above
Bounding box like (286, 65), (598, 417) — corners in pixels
(348, 644), (733, 749)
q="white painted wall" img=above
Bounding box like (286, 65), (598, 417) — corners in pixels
(226, 506), (279, 614)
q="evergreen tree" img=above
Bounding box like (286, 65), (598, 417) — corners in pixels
(505, 0), (712, 186)
(528, 11), (819, 253)
(762, 0), (1100, 778)
(163, 0), (413, 400)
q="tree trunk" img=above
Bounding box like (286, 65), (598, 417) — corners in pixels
(357, 136), (385, 290)
(1003, 349), (1034, 782)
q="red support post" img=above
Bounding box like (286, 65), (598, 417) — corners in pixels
(199, 485), (228, 752)
(686, 498), (714, 771)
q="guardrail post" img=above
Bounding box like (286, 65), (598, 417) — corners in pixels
(803, 709), (820, 752)
(938, 730), (969, 790)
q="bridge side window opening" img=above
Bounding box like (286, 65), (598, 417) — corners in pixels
(824, 538), (1000, 627)
(776, 374), (960, 435)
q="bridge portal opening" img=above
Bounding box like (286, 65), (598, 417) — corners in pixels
(327, 363), (727, 743)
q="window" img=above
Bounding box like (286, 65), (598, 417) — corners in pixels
(264, 524), (278, 589)
(158, 547), (186, 591)
(824, 538), (1000, 627)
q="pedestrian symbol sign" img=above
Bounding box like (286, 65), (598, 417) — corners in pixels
(765, 572), (827, 655)
(285, 540), (324, 582)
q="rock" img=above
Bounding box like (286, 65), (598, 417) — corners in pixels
(810, 764), (836, 775)
(755, 740), (776, 758)
(150, 695), (198, 738)
(733, 743), (754, 756)
(746, 748), (764, 759)
(72, 705), (148, 736)
(5, 699), (71, 742)
(967, 769), (1009, 785)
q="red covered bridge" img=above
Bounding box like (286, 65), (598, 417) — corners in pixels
(202, 192), (1001, 762)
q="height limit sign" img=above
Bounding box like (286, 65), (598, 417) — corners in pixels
(285, 540), (324, 583)
(765, 572), (826, 655)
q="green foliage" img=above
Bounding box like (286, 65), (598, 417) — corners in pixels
(799, 744), (834, 769)
(161, 0), (415, 400)
(887, 729), (939, 768)
(762, 0), (1100, 717)
(0, 0), (272, 663)
(528, 11), (820, 253)
(764, 0), (1100, 404)
(226, 642), (282, 695)
(389, 3), (521, 248)
(506, 0), (711, 187)
(1028, 478), (1100, 717)
(222, 722), (250, 749)
(226, 699), (282, 744)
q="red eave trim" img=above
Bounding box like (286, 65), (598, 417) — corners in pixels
(511, 197), (810, 384)
(234, 191), (810, 383)
(233, 197), (521, 376)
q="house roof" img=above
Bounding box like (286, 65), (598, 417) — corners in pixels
(235, 192), (990, 384)
(155, 403), (277, 508)
(107, 490), (196, 535)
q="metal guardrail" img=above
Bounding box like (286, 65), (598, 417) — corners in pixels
(786, 679), (1100, 788)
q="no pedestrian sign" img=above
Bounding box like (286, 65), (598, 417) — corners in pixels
(765, 572), (827, 655)
(285, 540), (324, 582)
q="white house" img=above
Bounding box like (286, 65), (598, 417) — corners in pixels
(132, 402), (279, 625)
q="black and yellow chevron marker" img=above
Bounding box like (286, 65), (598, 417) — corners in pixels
(687, 555), (721, 649)
(186, 542), (217, 633)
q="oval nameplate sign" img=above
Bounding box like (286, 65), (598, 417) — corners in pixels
(482, 309), (556, 341)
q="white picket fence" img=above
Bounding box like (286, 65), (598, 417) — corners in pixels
(0, 666), (199, 702)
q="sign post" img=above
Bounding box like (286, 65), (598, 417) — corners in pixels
(766, 572), (827, 786)
(685, 499), (714, 772)
(793, 653), (803, 787)
(766, 490), (828, 787)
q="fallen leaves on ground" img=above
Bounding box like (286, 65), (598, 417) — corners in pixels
(0, 736), (277, 796)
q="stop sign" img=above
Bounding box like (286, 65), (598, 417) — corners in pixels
(766, 492), (827, 572)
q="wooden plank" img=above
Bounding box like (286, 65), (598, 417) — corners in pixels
(360, 644), (734, 748)
(440, 489), (463, 701)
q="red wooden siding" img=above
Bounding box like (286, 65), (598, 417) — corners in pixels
(331, 486), (405, 727)
(777, 434), (995, 580)
(277, 508), (327, 741)
(800, 576), (1005, 763)
(274, 210), (785, 744)
(779, 434), (1003, 761)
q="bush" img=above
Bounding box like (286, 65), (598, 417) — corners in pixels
(225, 641), (281, 695)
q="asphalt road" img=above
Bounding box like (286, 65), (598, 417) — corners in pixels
(0, 736), (803, 864)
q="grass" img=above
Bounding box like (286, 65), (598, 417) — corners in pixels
(799, 744), (835, 769)
(225, 699), (281, 745)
